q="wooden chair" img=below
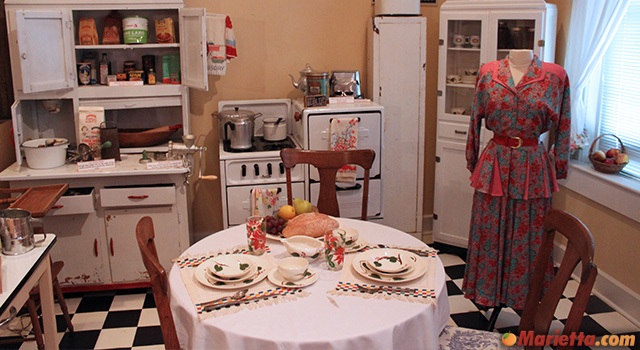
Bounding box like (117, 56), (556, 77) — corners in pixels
(280, 148), (375, 220)
(439, 209), (598, 350)
(136, 216), (181, 350)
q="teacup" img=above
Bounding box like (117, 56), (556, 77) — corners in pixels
(452, 34), (466, 48)
(336, 228), (359, 247)
(468, 35), (480, 48)
(278, 257), (309, 281)
(446, 74), (462, 84)
(464, 68), (478, 76)
(451, 107), (466, 115)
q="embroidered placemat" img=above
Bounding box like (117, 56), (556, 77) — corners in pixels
(174, 246), (309, 319)
(328, 246), (438, 305)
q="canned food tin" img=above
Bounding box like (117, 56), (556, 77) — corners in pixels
(123, 16), (148, 44)
(123, 61), (137, 73)
(77, 62), (91, 85)
(306, 72), (330, 97)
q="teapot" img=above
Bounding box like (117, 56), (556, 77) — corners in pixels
(288, 63), (315, 94)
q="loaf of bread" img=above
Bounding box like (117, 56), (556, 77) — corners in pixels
(282, 212), (340, 238)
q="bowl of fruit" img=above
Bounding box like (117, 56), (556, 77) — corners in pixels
(264, 198), (317, 239)
(588, 134), (629, 174)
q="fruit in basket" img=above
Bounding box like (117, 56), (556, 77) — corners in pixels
(293, 198), (313, 215)
(606, 148), (621, 158)
(616, 153), (630, 164)
(592, 150), (606, 162)
(279, 205), (297, 221)
(604, 158), (617, 165)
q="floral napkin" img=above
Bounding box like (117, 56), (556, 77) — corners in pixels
(330, 118), (359, 183)
(328, 246), (438, 305)
(174, 247), (308, 320)
(250, 188), (279, 217)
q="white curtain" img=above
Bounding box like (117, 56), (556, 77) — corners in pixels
(564, 0), (631, 148)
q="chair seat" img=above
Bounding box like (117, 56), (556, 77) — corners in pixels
(439, 325), (524, 350)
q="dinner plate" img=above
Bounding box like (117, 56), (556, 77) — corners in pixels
(195, 255), (269, 290)
(361, 260), (415, 277)
(267, 267), (319, 288)
(352, 249), (427, 284)
(344, 237), (368, 254)
(207, 254), (255, 279)
(366, 249), (411, 273)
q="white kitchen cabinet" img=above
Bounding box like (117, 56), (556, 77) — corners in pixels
(433, 0), (557, 248)
(2, 0), (209, 288)
(104, 206), (181, 283)
(368, 16), (426, 236)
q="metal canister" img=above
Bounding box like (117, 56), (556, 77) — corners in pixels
(306, 72), (330, 97)
(77, 62), (91, 85)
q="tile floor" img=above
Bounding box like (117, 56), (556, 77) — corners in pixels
(2, 250), (639, 350)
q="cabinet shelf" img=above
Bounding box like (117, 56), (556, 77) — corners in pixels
(446, 83), (475, 88)
(75, 43), (180, 50)
(77, 83), (183, 99)
(447, 47), (481, 52)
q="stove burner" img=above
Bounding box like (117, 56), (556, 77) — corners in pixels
(223, 136), (297, 153)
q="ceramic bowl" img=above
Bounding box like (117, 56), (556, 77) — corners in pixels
(336, 228), (359, 247)
(281, 236), (324, 260)
(278, 257), (309, 281)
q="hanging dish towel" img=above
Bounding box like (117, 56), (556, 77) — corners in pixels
(250, 188), (280, 217)
(206, 15), (237, 76)
(330, 118), (359, 183)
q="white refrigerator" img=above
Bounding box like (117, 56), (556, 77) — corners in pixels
(368, 16), (427, 237)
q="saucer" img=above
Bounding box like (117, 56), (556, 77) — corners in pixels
(268, 267), (318, 288)
(345, 237), (368, 253)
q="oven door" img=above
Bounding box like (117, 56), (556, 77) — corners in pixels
(226, 182), (305, 226)
(306, 111), (382, 180)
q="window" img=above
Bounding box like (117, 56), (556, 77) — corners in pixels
(598, 0), (640, 178)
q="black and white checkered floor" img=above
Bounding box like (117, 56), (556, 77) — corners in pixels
(2, 251), (639, 350)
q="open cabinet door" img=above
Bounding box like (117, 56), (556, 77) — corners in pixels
(15, 10), (75, 94)
(179, 8), (208, 91)
(11, 100), (24, 166)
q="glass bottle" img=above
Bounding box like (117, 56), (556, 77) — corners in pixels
(99, 53), (112, 85)
(147, 68), (156, 85)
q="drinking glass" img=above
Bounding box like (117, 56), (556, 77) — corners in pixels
(246, 216), (266, 255)
(324, 229), (346, 271)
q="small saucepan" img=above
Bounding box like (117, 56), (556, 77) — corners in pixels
(263, 117), (287, 141)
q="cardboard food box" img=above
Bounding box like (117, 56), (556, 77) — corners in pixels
(77, 106), (104, 148)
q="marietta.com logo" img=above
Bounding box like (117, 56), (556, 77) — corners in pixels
(502, 331), (636, 347)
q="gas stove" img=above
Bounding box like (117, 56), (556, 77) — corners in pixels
(222, 136), (297, 153)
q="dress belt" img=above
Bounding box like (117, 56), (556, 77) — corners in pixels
(492, 135), (539, 149)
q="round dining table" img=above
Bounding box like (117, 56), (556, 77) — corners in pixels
(169, 218), (450, 350)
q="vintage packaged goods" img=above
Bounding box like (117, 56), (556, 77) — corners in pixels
(162, 54), (180, 84)
(127, 70), (144, 81)
(102, 10), (122, 44)
(82, 51), (98, 84)
(78, 106), (105, 148)
(99, 53), (111, 85)
(123, 15), (148, 44)
(78, 18), (99, 45)
(155, 18), (176, 43)
(77, 62), (91, 85)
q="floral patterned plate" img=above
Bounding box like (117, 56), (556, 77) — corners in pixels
(195, 255), (270, 290)
(267, 267), (318, 288)
(206, 263), (258, 283)
(344, 237), (368, 254)
(352, 249), (427, 284)
(366, 249), (411, 273)
(207, 254), (255, 279)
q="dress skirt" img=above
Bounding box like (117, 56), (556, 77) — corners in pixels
(462, 191), (554, 310)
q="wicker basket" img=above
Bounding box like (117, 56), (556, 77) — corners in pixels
(588, 133), (628, 174)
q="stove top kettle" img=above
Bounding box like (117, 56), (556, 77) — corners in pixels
(288, 63), (315, 94)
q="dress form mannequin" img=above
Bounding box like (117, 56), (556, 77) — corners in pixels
(509, 49), (534, 85)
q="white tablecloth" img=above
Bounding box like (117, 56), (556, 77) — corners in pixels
(169, 219), (450, 350)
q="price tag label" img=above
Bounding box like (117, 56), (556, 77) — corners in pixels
(146, 160), (184, 169)
(77, 159), (116, 171)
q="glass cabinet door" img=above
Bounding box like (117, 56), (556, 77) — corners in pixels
(490, 11), (544, 61)
(443, 18), (486, 117)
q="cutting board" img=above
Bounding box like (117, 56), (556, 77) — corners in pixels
(7, 183), (69, 217)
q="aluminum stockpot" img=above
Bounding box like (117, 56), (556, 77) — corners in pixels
(0, 209), (45, 255)
(213, 107), (262, 149)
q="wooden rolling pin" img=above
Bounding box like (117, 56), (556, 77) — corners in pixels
(140, 124), (182, 134)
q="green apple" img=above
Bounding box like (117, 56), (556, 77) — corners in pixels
(293, 198), (313, 214)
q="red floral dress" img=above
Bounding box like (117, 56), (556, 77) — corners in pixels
(463, 56), (571, 309)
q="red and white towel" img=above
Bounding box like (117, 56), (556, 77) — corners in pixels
(330, 118), (359, 183)
(250, 188), (279, 217)
(206, 15), (237, 76)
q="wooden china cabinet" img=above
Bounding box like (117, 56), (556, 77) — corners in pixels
(433, 0), (557, 248)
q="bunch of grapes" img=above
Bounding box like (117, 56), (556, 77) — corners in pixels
(265, 215), (286, 236)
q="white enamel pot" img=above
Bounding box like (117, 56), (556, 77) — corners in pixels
(21, 138), (69, 169)
(263, 117), (287, 141)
